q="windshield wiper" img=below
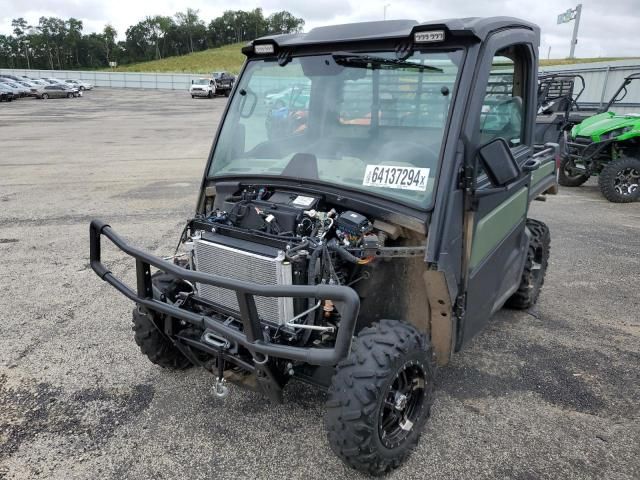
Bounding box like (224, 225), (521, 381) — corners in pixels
(332, 52), (443, 73)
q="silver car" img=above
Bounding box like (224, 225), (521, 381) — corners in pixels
(37, 84), (78, 99)
(65, 79), (93, 91)
(15, 80), (40, 97)
(0, 80), (28, 98)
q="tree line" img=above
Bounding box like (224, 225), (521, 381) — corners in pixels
(0, 8), (304, 70)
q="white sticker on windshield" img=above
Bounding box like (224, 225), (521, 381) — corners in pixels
(363, 165), (429, 191)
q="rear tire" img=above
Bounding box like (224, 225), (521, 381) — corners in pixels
(325, 320), (435, 476)
(598, 156), (640, 203)
(506, 219), (550, 309)
(67, 92), (73, 98)
(224, 90), (230, 97)
(558, 156), (589, 187)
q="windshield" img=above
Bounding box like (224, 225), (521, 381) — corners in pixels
(194, 79), (210, 85)
(209, 50), (462, 208)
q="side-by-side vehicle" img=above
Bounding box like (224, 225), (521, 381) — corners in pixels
(90, 17), (557, 475)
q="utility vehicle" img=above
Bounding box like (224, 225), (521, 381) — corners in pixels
(562, 72), (640, 202)
(535, 73), (591, 146)
(90, 17), (557, 475)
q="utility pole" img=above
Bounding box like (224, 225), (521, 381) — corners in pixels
(383, 4), (390, 20)
(547, 46), (551, 60)
(557, 4), (582, 59)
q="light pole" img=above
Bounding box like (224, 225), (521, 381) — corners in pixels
(556, 4), (582, 59)
(383, 3), (391, 20)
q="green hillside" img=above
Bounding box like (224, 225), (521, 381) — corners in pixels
(109, 44), (637, 74)
(109, 43), (246, 74)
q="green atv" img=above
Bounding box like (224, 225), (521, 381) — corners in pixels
(562, 73), (640, 202)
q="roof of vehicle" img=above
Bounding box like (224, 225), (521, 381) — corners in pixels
(248, 17), (538, 49)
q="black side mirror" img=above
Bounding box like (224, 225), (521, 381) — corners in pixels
(478, 138), (521, 187)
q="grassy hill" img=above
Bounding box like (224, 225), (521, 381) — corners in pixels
(110, 43), (246, 74)
(110, 44), (636, 74)
(540, 57), (638, 67)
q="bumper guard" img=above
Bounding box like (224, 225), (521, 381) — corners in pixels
(90, 219), (360, 367)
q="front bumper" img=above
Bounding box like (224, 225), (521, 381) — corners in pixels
(90, 219), (360, 367)
(566, 136), (614, 164)
(190, 90), (211, 97)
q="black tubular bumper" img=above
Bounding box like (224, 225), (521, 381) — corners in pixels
(90, 219), (360, 367)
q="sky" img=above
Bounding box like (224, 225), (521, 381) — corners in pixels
(0, 0), (638, 59)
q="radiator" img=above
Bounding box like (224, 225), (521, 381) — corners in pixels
(193, 237), (294, 325)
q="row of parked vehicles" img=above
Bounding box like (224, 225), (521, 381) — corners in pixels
(0, 74), (93, 102)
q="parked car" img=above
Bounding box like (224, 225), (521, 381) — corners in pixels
(15, 80), (40, 97)
(0, 83), (15, 102)
(41, 78), (66, 85)
(64, 79), (93, 90)
(0, 74), (22, 81)
(37, 84), (77, 99)
(0, 80), (28, 97)
(211, 71), (235, 96)
(189, 78), (215, 98)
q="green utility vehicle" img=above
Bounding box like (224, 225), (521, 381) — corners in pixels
(562, 73), (640, 202)
(90, 18), (557, 475)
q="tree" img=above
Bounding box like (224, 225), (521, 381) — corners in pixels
(11, 18), (31, 68)
(175, 8), (203, 53)
(103, 24), (117, 64)
(267, 11), (305, 35)
(66, 18), (83, 66)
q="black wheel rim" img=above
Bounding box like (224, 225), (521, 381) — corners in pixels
(378, 361), (427, 449)
(614, 167), (640, 196)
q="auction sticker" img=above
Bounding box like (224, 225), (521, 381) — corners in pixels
(363, 165), (429, 191)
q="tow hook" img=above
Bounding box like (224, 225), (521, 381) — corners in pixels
(204, 332), (230, 399)
(213, 348), (229, 399)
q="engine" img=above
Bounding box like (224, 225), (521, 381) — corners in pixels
(185, 186), (387, 336)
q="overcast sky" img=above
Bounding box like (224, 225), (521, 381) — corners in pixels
(1, 0), (637, 59)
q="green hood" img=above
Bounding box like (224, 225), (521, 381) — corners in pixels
(571, 111), (640, 141)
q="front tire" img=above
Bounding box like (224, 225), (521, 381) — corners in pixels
(42, 93), (49, 99)
(598, 156), (640, 203)
(506, 219), (550, 309)
(558, 156), (590, 187)
(325, 320), (435, 476)
(131, 272), (194, 369)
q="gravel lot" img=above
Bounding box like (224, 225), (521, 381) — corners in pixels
(0, 89), (638, 480)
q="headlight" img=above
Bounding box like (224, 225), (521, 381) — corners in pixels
(602, 126), (632, 140)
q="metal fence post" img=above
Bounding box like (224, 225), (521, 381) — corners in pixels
(599, 66), (611, 109)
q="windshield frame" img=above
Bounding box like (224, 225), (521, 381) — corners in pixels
(204, 44), (467, 214)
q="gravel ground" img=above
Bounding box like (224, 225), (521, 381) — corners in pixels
(0, 89), (638, 480)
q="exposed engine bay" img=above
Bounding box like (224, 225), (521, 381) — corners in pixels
(162, 185), (427, 390)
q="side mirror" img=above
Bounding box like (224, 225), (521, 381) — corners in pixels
(191, 80), (194, 84)
(478, 138), (521, 187)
